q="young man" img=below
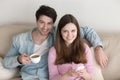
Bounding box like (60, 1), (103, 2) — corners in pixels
(2, 5), (108, 80)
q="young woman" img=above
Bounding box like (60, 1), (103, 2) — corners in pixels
(48, 14), (94, 80)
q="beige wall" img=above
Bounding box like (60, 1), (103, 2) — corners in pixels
(0, 0), (120, 32)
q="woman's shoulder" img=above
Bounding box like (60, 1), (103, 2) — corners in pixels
(49, 46), (57, 57)
(83, 43), (93, 59)
(49, 46), (56, 53)
(83, 43), (91, 54)
(83, 43), (90, 49)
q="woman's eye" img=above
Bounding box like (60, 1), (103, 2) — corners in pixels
(72, 30), (75, 32)
(63, 30), (67, 33)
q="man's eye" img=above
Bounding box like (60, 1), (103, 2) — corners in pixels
(48, 22), (53, 25)
(39, 21), (44, 23)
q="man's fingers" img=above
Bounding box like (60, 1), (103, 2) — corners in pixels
(100, 57), (108, 68)
(23, 53), (29, 57)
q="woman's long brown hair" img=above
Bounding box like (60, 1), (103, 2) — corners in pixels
(55, 14), (87, 65)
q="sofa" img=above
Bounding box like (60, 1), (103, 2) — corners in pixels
(0, 24), (120, 80)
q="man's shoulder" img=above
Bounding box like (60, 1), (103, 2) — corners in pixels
(51, 26), (56, 32)
(14, 31), (30, 41)
(80, 26), (88, 29)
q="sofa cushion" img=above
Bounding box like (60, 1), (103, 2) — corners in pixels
(0, 24), (34, 57)
(99, 32), (120, 80)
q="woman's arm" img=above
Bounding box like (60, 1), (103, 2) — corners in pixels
(84, 44), (94, 80)
(48, 47), (61, 80)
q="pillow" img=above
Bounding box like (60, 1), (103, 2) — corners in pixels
(0, 57), (19, 80)
(101, 33), (120, 80)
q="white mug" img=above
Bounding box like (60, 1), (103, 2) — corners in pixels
(30, 53), (41, 63)
(76, 65), (85, 71)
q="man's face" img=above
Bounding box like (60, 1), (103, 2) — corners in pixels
(36, 15), (54, 36)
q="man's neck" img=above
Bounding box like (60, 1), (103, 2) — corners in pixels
(32, 30), (48, 45)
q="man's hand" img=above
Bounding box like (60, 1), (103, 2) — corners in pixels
(17, 53), (31, 65)
(94, 46), (108, 68)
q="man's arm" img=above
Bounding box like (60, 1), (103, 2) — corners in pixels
(94, 46), (108, 68)
(2, 36), (22, 69)
(80, 26), (103, 48)
(80, 26), (108, 68)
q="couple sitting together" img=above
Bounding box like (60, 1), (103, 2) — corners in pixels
(2, 5), (108, 80)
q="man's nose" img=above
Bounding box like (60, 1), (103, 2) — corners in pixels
(43, 24), (48, 29)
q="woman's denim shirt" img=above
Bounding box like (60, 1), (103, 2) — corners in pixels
(2, 26), (103, 79)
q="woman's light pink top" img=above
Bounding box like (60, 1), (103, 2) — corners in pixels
(48, 44), (94, 80)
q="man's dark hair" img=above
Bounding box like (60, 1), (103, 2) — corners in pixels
(35, 5), (57, 23)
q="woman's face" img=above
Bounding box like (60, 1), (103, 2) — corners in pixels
(61, 23), (77, 46)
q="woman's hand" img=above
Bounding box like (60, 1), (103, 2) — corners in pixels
(77, 69), (92, 80)
(61, 68), (79, 80)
